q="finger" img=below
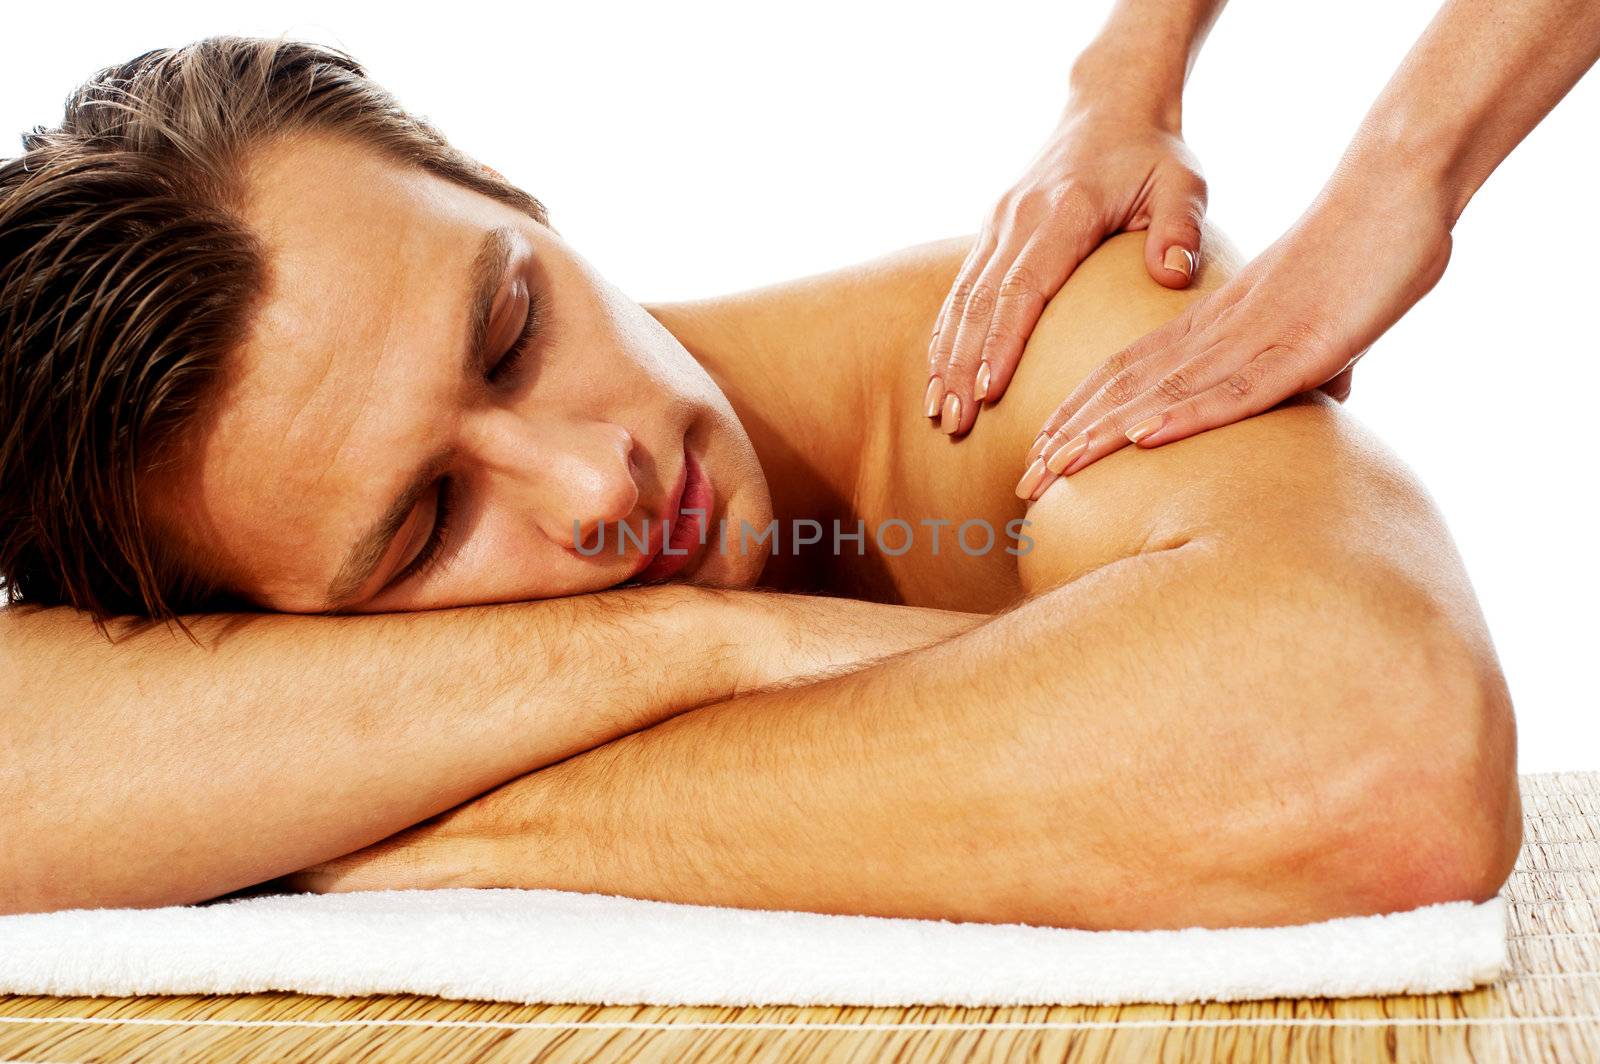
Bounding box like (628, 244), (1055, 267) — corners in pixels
(1024, 274), (1259, 466)
(1018, 334), (1257, 498)
(1025, 308), (1199, 466)
(1143, 169), (1207, 290)
(929, 241), (977, 363)
(935, 252), (1009, 435)
(1024, 416), (1133, 500)
(1321, 365), (1354, 403)
(1119, 346), (1306, 451)
(926, 234), (997, 419)
(928, 238), (987, 379)
(1019, 372), (1189, 500)
(1016, 345), (1178, 495)
(939, 215), (1042, 435)
(287, 846), (406, 893)
(977, 211), (1103, 408)
(1318, 346), (1366, 403)
(291, 828), (497, 893)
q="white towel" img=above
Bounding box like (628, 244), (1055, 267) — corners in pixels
(0, 888), (1506, 1007)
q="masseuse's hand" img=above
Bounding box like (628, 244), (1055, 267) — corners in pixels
(925, 97), (1207, 438)
(1016, 161), (1453, 499)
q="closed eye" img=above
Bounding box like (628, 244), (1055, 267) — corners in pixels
(488, 287), (548, 385)
(390, 476), (457, 590)
(382, 283), (543, 598)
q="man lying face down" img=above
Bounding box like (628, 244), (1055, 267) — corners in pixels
(0, 37), (1520, 927)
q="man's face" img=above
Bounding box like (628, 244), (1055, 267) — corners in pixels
(159, 132), (771, 613)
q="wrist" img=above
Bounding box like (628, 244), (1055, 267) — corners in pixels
(1067, 39), (1187, 133)
(503, 583), (750, 747)
(1300, 144), (1458, 285)
(1341, 103), (1478, 228)
(731, 592), (981, 694)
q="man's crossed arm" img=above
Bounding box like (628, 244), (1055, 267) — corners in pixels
(0, 586), (976, 915)
(286, 397), (1522, 930)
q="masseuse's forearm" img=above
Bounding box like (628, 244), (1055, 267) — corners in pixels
(392, 536), (1505, 930)
(1068, 0), (1229, 125)
(0, 587), (974, 914)
(1347, 0), (1600, 220)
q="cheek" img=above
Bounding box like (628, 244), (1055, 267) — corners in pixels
(591, 286), (716, 399)
(417, 513), (595, 608)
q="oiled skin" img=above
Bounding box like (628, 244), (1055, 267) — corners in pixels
(291, 226), (1520, 930)
(654, 228), (1483, 625)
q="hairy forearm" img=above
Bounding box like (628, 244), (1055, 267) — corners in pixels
(1069, 0), (1229, 126)
(307, 528), (1507, 930)
(1348, 0), (1600, 221)
(0, 585), (976, 914)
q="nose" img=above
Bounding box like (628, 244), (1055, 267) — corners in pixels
(467, 411), (639, 552)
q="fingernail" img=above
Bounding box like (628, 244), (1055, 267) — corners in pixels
(1045, 433), (1089, 474)
(1163, 245), (1195, 278)
(974, 362), (991, 402)
(1027, 431), (1051, 464)
(924, 377), (945, 418)
(1126, 415), (1165, 444)
(941, 392), (962, 434)
(1014, 458), (1049, 500)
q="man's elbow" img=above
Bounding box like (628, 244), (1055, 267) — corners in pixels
(1355, 662), (1520, 915)
(1294, 571), (1521, 920)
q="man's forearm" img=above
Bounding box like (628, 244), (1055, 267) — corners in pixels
(1349, 0), (1600, 222)
(0, 586), (976, 914)
(307, 531), (1515, 930)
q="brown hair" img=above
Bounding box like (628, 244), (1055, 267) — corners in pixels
(0, 36), (549, 629)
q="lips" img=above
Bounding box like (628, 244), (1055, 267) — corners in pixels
(631, 447), (712, 584)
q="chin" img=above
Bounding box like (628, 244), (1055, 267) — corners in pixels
(691, 445), (772, 589)
(692, 484), (772, 589)
(686, 400), (773, 590)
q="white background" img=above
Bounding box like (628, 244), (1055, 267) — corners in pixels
(5, 0), (1596, 769)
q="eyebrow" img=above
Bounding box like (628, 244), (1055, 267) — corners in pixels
(321, 226), (516, 610)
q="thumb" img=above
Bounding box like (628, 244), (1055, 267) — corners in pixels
(1321, 365), (1355, 403)
(1143, 172), (1207, 290)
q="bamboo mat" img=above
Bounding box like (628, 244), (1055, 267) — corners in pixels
(0, 771), (1594, 1063)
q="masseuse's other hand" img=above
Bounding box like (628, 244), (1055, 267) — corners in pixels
(279, 800), (502, 894)
(1017, 162), (1454, 499)
(926, 98), (1207, 437)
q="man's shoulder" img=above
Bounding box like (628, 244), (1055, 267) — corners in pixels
(652, 226), (1432, 609)
(833, 227), (1434, 601)
(1003, 232), (1436, 595)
